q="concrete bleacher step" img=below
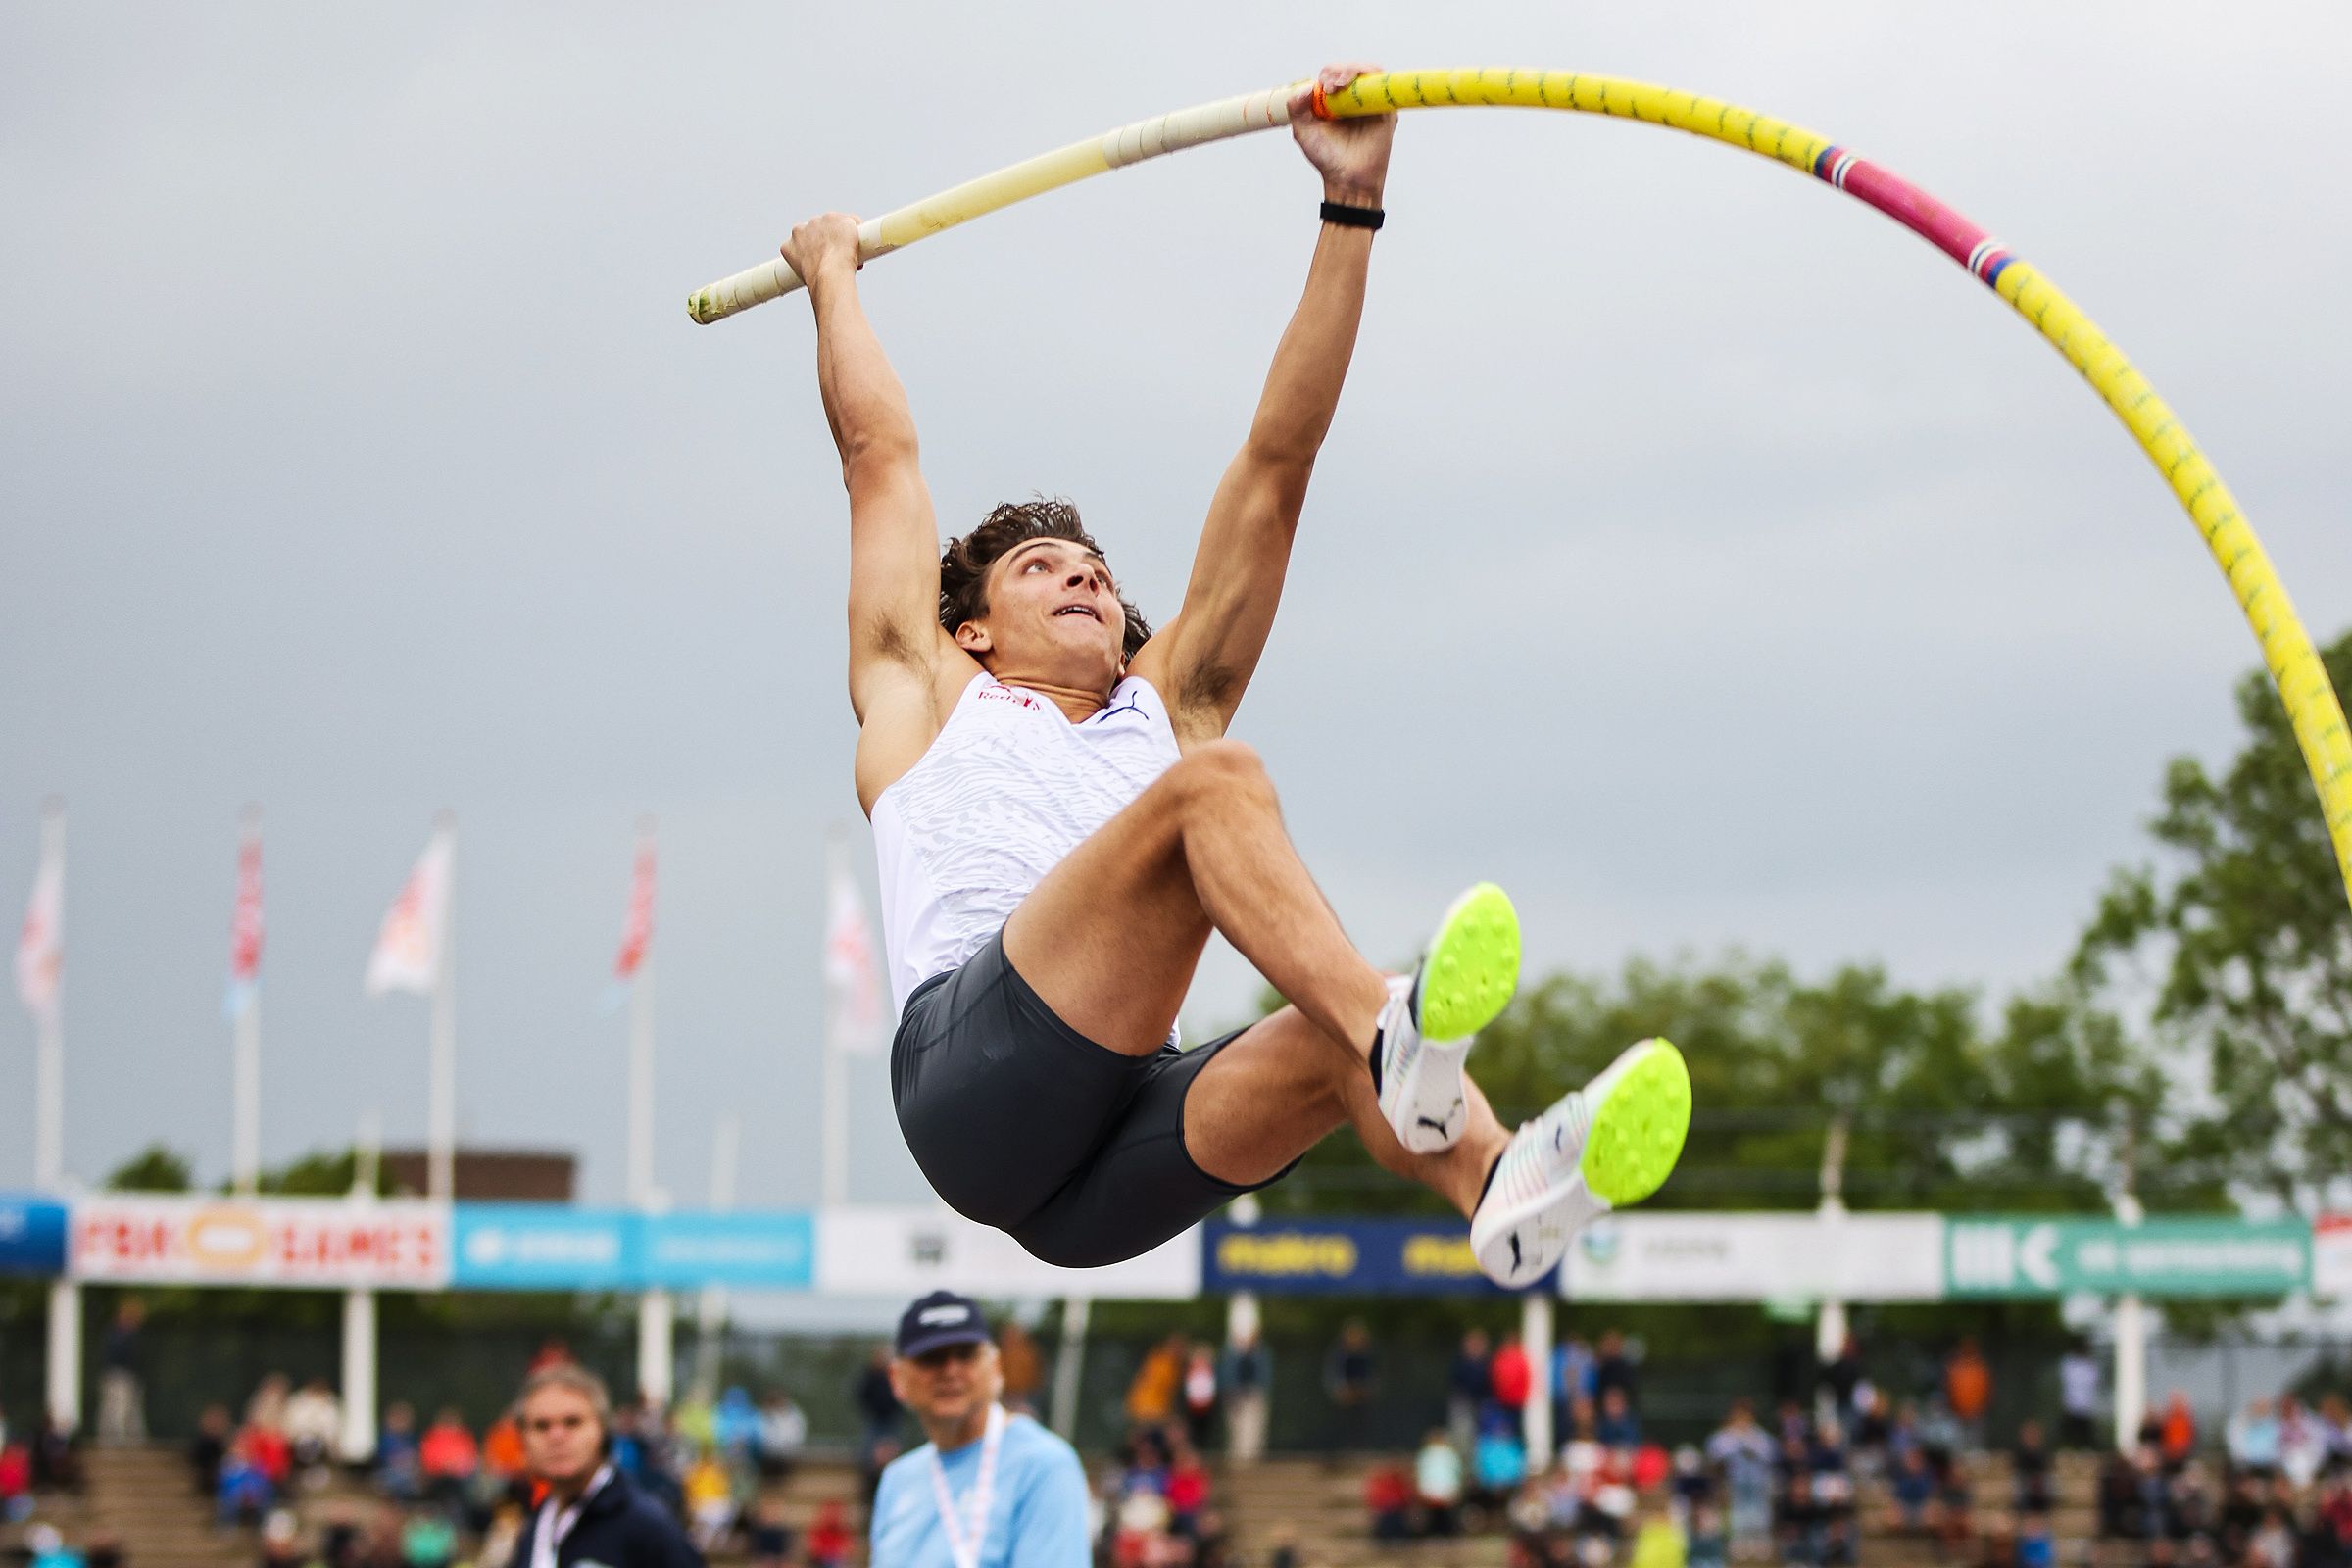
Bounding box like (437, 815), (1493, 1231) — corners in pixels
(1, 1446), (255, 1568)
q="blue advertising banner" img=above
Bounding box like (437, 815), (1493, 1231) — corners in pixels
(0, 1195), (69, 1277)
(449, 1206), (815, 1292)
(1201, 1217), (1544, 1296)
(452, 1205), (633, 1290)
(640, 1212), (813, 1289)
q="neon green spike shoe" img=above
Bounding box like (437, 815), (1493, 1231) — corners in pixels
(1374, 883), (1522, 1154)
(1470, 1037), (1692, 1287)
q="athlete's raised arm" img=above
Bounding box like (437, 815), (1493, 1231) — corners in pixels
(783, 214), (963, 812)
(1131, 64), (1396, 747)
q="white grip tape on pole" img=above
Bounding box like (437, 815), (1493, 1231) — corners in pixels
(686, 82), (1305, 323)
(1099, 85), (1295, 168)
(687, 218), (887, 324)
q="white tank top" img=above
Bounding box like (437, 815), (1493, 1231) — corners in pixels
(871, 671), (1182, 1014)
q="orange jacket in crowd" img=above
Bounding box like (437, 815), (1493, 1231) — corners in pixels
(1126, 1341), (1183, 1425)
(2160, 1395), (2197, 1462)
(1945, 1345), (1991, 1422)
(482, 1414), (525, 1478)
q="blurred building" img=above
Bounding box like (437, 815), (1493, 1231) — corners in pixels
(381, 1147), (574, 1201)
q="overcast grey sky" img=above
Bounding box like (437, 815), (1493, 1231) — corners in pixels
(4, 3), (2346, 1212)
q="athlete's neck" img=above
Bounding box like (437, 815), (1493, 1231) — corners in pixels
(922, 1400), (999, 1455)
(990, 672), (1118, 724)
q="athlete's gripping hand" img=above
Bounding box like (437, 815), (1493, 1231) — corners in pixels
(1289, 62), (1395, 207)
(781, 212), (864, 296)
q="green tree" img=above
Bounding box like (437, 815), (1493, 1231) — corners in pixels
(1256, 954), (2162, 1218)
(104, 1143), (193, 1192)
(2074, 628), (2352, 1210)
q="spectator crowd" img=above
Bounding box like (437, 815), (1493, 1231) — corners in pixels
(1348, 1329), (2352, 1568)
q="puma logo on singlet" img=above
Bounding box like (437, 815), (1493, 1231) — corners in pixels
(1091, 692), (1147, 724)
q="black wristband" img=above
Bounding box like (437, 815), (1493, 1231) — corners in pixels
(1319, 200), (1385, 231)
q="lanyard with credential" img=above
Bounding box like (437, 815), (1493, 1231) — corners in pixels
(926, 1403), (1005, 1568)
(534, 1465), (612, 1568)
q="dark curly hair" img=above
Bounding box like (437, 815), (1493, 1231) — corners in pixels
(939, 497), (1153, 662)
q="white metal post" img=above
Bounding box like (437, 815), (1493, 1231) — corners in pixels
(426, 814), (457, 1204)
(638, 1288), (675, 1409)
(1051, 1298), (1091, 1441)
(629, 951), (656, 1211)
(46, 1282), (81, 1433)
(33, 804), (77, 1434)
(230, 807), (263, 1195)
(2114, 1191), (2147, 1450)
(1223, 1192), (1264, 1462)
(232, 1000), (262, 1195)
(693, 1113), (741, 1401)
(623, 822), (671, 1408)
(32, 803), (65, 1196)
(341, 1113), (381, 1463)
(1814, 1117), (1850, 1369)
(1523, 1292), (1555, 1469)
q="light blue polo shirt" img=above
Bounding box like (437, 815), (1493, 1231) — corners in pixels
(870, 1410), (1090, 1568)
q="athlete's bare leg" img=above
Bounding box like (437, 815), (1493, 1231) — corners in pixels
(1002, 738), (1393, 1061)
(1177, 1004), (1511, 1218)
(1001, 737), (1511, 1212)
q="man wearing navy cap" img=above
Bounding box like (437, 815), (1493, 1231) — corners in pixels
(870, 1291), (1090, 1567)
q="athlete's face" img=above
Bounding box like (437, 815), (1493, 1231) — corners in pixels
(890, 1340), (1004, 1433)
(960, 537), (1124, 685)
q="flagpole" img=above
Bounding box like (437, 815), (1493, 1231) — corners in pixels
(821, 829), (850, 1209)
(427, 811), (457, 1204)
(231, 806), (263, 1196)
(340, 1111), (381, 1465)
(30, 799), (80, 1434)
(692, 1111), (741, 1402)
(620, 817), (671, 1410)
(629, 946), (656, 1203)
(32, 799), (65, 1195)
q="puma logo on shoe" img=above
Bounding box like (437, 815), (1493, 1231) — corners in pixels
(1508, 1233), (1524, 1275)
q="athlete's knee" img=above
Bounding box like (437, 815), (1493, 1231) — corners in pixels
(1170, 738), (1274, 809)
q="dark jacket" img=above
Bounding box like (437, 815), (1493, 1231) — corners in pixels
(514, 1469), (703, 1568)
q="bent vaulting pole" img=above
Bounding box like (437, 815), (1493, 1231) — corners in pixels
(689, 69), (2352, 914)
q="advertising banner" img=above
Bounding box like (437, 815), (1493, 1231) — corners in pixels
(1945, 1216), (2309, 1298)
(1560, 1211), (1943, 1302)
(1200, 1217), (1535, 1296)
(639, 1212), (813, 1289)
(451, 1205), (632, 1290)
(449, 1207), (816, 1291)
(72, 1196), (449, 1290)
(819, 1206), (1199, 1299)
(2313, 1214), (2352, 1298)
(0, 1195), (69, 1277)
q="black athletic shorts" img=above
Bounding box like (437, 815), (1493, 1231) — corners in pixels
(891, 928), (1297, 1269)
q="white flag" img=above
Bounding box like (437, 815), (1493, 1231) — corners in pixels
(823, 854), (884, 1054)
(366, 825), (452, 996)
(16, 823), (63, 1022)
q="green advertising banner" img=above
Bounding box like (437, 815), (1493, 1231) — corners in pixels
(1944, 1216), (2310, 1298)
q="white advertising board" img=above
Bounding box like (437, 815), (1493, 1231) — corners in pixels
(1561, 1210), (1944, 1302)
(815, 1206), (1200, 1300)
(71, 1196), (450, 1290)
(2312, 1213), (2352, 1298)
